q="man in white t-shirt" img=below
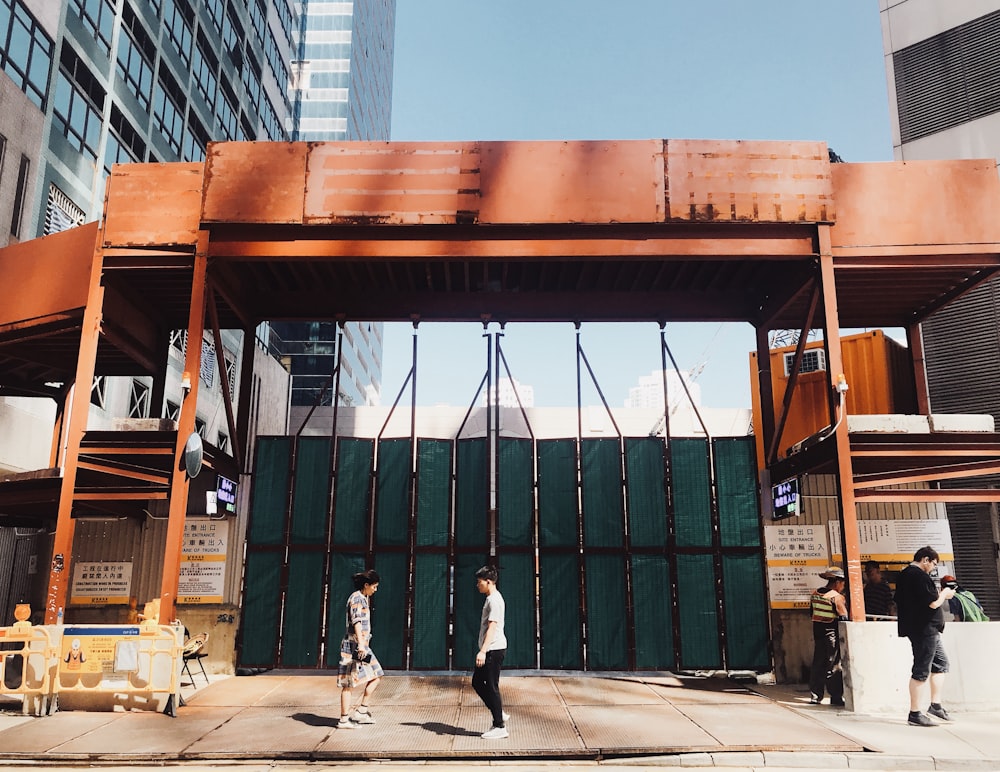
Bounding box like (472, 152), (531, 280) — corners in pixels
(473, 565), (508, 739)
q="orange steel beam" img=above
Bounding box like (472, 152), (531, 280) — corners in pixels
(45, 231), (104, 624)
(818, 228), (864, 622)
(853, 459), (1000, 488)
(907, 323), (931, 415)
(855, 489), (1000, 503)
(74, 492), (169, 500)
(159, 233), (208, 625)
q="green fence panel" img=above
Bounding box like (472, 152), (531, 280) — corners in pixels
(372, 551), (408, 669)
(626, 437), (668, 547)
(453, 551), (488, 669)
(324, 551), (367, 667)
(581, 439), (624, 548)
(239, 551), (282, 666)
(375, 439), (411, 547)
(672, 438), (712, 548)
(632, 554), (674, 669)
(282, 550), (324, 666)
(456, 439), (488, 547)
(416, 439), (451, 547)
(497, 551), (535, 667)
(498, 438), (533, 546)
(584, 554), (628, 669)
(676, 553), (721, 668)
(333, 438), (373, 547)
(722, 554), (770, 669)
(538, 440), (578, 547)
(249, 437), (292, 546)
(412, 553), (448, 668)
(714, 437), (761, 547)
(539, 552), (582, 668)
(291, 437), (332, 545)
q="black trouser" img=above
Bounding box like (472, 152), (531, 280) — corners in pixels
(809, 622), (843, 702)
(472, 648), (506, 727)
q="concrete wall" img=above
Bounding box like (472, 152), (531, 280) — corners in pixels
(842, 621), (1000, 713)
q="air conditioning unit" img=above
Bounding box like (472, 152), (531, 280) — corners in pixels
(783, 348), (826, 377)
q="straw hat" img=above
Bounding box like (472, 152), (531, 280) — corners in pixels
(819, 566), (845, 580)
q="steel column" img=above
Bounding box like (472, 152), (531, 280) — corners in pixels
(159, 234), (209, 625)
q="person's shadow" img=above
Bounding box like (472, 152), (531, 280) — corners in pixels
(291, 712), (339, 727)
(401, 721), (480, 737)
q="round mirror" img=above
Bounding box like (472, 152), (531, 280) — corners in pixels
(184, 432), (204, 478)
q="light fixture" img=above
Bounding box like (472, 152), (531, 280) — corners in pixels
(180, 371), (192, 392)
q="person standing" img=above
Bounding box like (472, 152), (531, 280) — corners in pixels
(337, 569), (384, 729)
(895, 546), (955, 727)
(863, 560), (895, 619)
(473, 565), (509, 739)
(809, 566), (848, 707)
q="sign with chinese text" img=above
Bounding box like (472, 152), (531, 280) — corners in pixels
(829, 519), (954, 563)
(178, 519), (228, 604)
(764, 525), (829, 608)
(69, 562), (133, 605)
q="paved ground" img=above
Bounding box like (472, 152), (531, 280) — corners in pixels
(0, 673), (995, 770)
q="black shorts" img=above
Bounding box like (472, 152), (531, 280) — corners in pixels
(908, 632), (949, 681)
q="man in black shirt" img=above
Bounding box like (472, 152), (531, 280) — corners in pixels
(894, 545), (956, 727)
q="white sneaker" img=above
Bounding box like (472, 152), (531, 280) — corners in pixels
(482, 726), (509, 739)
(502, 711), (510, 721)
(351, 709), (375, 724)
(337, 717), (356, 729)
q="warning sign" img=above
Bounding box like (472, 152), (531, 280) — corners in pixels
(178, 519), (228, 604)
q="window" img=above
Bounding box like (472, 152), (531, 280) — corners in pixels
(162, 0), (193, 67)
(43, 184), (85, 235)
(222, 5), (243, 64)
(103, 106), (146, 178)
(783, 349), (827, 377)
(70, 0), (115, 57)
(247, 0), (265, 45)
(153, 65), (185, 156)
(241, 51), (261, 111)
(192, 33), (218, 109)
(200, 338), (216, 388)
(224, 350), (237, 394)
(202, 0), (223, 33)
(0, 0), (54, 109)
(182, 110), (207, 163)
(265, 28), (289, 91)
(53, 45), (105, 162)
(91, 375), (107, 409)
(195, 417), (207, 438)
(169, 329), (187, 354)
(273, 0), (293, 45)
(9, 154), (29, 238)
(128, 379), (150, 418)
(217, 432), (229, 453)
(116, 7), (155, 112)
(164, 400), (180, 421)
(216, 86), (237, 140)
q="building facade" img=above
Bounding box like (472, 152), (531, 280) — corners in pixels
(880, 0), (1000, 615)
(275, 0), (396, 408)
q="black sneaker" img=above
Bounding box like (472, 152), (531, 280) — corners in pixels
(830, 698), (846, 707)
(809, 694), (822, 705)
(908, 712), (935, 727)
(928, 704), (951, 721)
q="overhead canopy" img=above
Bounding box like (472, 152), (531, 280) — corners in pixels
(3, 139), (1000, 390)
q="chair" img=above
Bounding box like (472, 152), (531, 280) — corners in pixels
(181, 632), (210, 687)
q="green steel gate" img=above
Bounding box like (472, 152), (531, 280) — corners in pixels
(238, 434), (769, 672)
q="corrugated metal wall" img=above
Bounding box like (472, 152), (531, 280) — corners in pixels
(922, 278), (1000, 618)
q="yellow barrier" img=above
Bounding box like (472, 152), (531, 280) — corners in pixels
(0, 623), (58, 716)
(53, 622), (184, 715)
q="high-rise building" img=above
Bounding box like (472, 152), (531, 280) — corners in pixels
(625, 370), (700, 411)
(0, 0), (300, 475)
(274, 0), (396, 408)
(880, 1), (1000, 615)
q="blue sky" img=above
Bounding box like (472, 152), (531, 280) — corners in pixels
(382, 1), (893, 409)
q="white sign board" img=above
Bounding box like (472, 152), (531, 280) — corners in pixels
(763, 525), (829, 609)
(178, 519), (229, 604)
(829, 519), (954, 563)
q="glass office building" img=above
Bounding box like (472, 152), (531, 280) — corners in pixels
(275, 0), (396, 408)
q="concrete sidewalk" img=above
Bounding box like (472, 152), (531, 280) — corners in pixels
(0, 673), (995, 769)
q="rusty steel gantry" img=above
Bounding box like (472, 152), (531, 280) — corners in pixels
(2, 139), (1000, 625)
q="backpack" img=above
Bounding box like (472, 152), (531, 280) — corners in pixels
(955, 590), (989, 622)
